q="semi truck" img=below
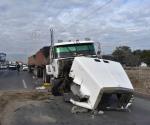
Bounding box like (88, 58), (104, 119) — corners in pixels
(28, 46), (50, 81)
(28, 31), (134, 111)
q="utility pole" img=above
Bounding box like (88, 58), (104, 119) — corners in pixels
(50, 28), (54, 47)
(49, 28), (54, 63)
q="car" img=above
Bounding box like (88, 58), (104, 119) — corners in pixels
(8, 64), (17, 70)
(0, 64), (7, 69)
(22, 64), (28, 71)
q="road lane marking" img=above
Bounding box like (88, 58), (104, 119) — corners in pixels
(22, 79), (27, 88)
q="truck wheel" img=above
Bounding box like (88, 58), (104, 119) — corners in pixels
(44, 75), (50, 83)
(51, 79), (63, 96)
(43, 69), (50, 83)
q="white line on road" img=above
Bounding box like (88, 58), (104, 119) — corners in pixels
(22, 79), (27, 88)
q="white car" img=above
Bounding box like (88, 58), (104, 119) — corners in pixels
(8, 64), (17, 70)
(22, 64), (28, 71)
(0, 64), (7, 69)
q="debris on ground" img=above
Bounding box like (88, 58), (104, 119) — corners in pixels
(91, 110), (104, 116)
(71, 106), (89, 114)
(0, 90), (53, 124)
(43, 83), (52, 89)
(98, 110), (104, 115)
(35, 83), (52, 92)
(90, 110), (104, 119)
(36, 86), (46, 90)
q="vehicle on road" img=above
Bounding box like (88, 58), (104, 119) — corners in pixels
(28, 30), (134, 111)
(8, 64), (17, 70)
(8, 62), (17, 70)
(22, 64), (28, 71)
(0, 64), (7, 69)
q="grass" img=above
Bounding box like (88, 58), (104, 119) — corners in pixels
(126, 67), (150, 94)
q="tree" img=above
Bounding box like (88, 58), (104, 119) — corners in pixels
(112, 46), (139, 66)
(140, 50), (150, 66)
(133, 50), (150, 66)
(112, 46), (131, 65)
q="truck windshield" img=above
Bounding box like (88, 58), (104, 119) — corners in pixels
(54, 43), (95, 58)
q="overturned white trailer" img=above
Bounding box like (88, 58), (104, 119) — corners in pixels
(70, 57), (134, 110)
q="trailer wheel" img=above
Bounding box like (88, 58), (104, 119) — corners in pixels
(43, 68), (50, 83)
(51, 78), (63, 96)
(43, 74), (50, 83)
(46, 75), (50, 83)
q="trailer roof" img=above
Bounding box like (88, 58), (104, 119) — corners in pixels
(54, 41), (94, 46)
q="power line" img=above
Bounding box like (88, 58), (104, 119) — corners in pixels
(65, 0), (113, 31)
(56, 0), (113, 36)
(34, 0), (114, 40)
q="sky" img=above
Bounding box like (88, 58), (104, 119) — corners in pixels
(0, 0), (150, 62)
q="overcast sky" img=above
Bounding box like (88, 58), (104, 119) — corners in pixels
(0, 0), (150, 61)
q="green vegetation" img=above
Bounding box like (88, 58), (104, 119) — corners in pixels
(106, 46), (150, 66)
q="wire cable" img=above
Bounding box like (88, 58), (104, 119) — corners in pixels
(65, 0), (113, 31)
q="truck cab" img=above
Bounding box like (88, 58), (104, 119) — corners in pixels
(47, 41), (96, 78)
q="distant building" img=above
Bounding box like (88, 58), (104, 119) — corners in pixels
(0, 53), (6, 62)
(140, 62), (147, 67)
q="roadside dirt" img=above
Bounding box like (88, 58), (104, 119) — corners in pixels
(0, 90), (53, 125)
(126, 68), (150, 95)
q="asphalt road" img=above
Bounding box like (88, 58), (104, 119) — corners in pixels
(0, 69), (35, 90)
(0, 69), (150, 125)
(6, 96), (150, 125)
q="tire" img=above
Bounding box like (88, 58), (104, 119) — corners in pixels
(51, 78), (63, 96)
(36, 67), (43, 78)
(43, 68), (50, 83)
(43, 74), (50, 83)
